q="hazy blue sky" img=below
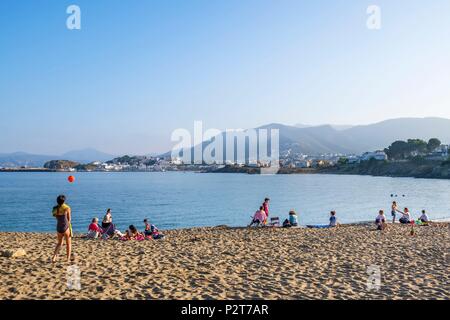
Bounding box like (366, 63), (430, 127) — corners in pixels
(1, 0), (450, 154)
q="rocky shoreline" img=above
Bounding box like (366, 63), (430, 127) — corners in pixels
(210, 160), (450, 179)
(320, 160), (450, 179)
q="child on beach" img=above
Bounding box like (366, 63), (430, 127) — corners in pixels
(399, 208), (412, 224)
(263, 198), (270, 218)
(375, 210), (387, 230)
(329, 211), (338, 227)
(288, 210), (298, 227)
(87, 217), (104, 239)
(391, 201), (400, 223)
(283, 210), (299, 228)
(143, 219), (165, 239)
(419, 210), (430, 224)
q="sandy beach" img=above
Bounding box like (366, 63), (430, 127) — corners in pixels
(0, 223), (448, 300)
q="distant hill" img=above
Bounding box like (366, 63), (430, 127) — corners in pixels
(261, 118), (450, 154)
(166, 117), (450, 159)
(263, 117), (450, 155)
(339, 117), (450, 153)
(0, 152), (58, 168)
(0, 148), (115, 168)
(295, 123), (353, 131)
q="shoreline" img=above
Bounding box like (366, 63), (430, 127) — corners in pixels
(2, 166), (449, 180)
(1, 223), (449, 300)
(4, 218), (450, 234)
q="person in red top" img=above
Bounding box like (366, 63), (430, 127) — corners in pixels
(88, 217), (104, 234)
(263, 198), (270, 218)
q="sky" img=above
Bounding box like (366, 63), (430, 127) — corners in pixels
(1, 0), (450, 155)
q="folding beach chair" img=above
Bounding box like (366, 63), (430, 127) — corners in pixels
(269, 217), (280, 227)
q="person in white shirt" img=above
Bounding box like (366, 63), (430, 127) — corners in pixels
(375, 210), (387, 230)
(399, 207), (412, 224)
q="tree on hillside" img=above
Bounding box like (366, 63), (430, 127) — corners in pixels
(427, 138), (441, 152)
(406, 139), (427, 154)
(384, 139), (428, 160)
(337, 157), (349, 165)
(384, 140), (409, 160)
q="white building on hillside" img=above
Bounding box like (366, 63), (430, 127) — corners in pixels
(360, 151), (388, 161)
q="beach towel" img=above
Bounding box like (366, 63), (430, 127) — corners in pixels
(120, 234), (145, 241)
(306, 225), (331, 229)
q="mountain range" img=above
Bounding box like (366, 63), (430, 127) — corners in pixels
(263, 117), (450, 155)
(0, 149), (115, 168)
(1, 117), (449, 167)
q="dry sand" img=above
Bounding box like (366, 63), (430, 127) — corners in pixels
(0, 223), (449, 300)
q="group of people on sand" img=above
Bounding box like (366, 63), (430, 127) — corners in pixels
(51, 193), (434, 262)
(375, 201), (431, 230)
(248, 198), (271, 227)
(249, 198), (339, 229)
(87, 209), (165, 241)
(248, 197), (432, 232)
(51, 194), (164, 263)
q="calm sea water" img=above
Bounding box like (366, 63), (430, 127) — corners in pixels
(0, 172), (449, 232)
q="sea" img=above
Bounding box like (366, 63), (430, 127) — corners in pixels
(0, 172), (449, 232)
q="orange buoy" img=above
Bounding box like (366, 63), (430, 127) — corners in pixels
(68, 175), (75, 183)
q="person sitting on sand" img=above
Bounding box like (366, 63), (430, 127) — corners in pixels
(375, 210), (387, 230)
(249, 206), (266, 227)
(419, 210), (430, 224)
(124, 225), (144, 240)
(87, 217), (104, 238)
(391, 201), (400, 223)
(329, 211), (338, 227)
(143, 219), (165, 239)
(399, 208), (412, 224)
(288, 210), (298, 227)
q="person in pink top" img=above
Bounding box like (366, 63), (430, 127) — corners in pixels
(263, 198), (270, 218)
(249, 206), (267, 227)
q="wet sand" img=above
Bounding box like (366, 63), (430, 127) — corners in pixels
(0, 223), (448, 300)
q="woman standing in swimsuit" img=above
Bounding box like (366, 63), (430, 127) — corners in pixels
(51, 195), (72, 263)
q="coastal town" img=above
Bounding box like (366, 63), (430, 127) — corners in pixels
(1, 139), (449, 178)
